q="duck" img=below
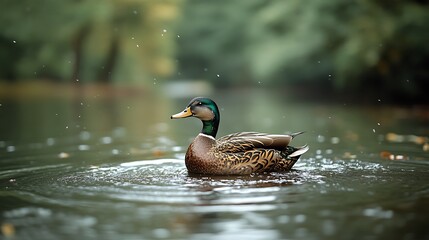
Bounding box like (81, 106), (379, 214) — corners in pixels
(171, 97), (308, 175)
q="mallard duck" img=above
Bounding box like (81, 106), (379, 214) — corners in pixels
(171, 97), (308, 175)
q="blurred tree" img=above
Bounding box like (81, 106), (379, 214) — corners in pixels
(177, 0), (429, 101)
(0, 0), (182, 84)
(0, 0), (85, 81)
(368, 3), (429, 102)
(177, 0), (257, 86)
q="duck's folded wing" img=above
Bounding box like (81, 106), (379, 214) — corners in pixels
(215, 132), (299, 153)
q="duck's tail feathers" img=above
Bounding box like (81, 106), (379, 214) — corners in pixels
(290, 131), (305, 138)
(289, 144), (309, 158)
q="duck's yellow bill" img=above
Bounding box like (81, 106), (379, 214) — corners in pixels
(171, 107), (192, 119)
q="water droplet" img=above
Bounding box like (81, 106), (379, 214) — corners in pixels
(216, 74), (220, 77)
(136, 44), (139, 48)
(79, 131), (91, 140)
(46, 138), (55, 146)
(322, 220), (336, 235)
(330, 137), (340, 144)
(177, 35), (180, 38)
(294, 214), (306, 223)
(277, 215), (290, 224)
(372, 129), (376, 133)
(172, 146), (182, 152)
(163, 29), (167, 33)
(13, 40), (16, 43)
(58, 152), (70, 158)
(7, 146), (16, 152)
(363, 207), (393, 218)
(78, 145), (90, 151)
(65, 126), (69, 129)
(152, 228), (170, 238)
(133, 10), (138, 15)
(377, 122), (381, 126)
(100, 136), (112, 144)
(112, 149), (119, 155)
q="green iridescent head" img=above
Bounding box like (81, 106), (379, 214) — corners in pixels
(171, 97), (220, 138)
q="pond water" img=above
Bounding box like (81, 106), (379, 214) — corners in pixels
(0, 87), (428, 240)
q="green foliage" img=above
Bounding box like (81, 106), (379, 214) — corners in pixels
(0, 0), (85, 80)
(370, 4), (429, 100)
(177, 0), (429, 100)
(0, 0), (181, 83)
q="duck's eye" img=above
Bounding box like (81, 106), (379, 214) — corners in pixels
(197, 102), (202, 105)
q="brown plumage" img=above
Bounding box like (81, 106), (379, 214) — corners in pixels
(171, 97), (308, 175)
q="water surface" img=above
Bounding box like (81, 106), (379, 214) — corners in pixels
(1, 88), (428, 240)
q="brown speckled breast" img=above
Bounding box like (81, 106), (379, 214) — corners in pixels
(185, 134), (219, 174)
